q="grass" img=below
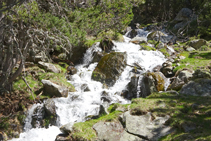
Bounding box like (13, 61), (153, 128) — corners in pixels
(173, 51), (211, 73)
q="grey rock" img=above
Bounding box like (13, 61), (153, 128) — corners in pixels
(180, 79), (211, 96)
(123, 111), (173, 141)
(185, 46), (196, 52)
(139, 74), (157, 98)
(38, 61), (61, 73)
(93, 121), (124, 141)
(44, 99), (56, 116)
(126, 75), (140, 99)
(81, 84), (90, 92)
(120, 131), (144, 141)
(42, 79), (69, 98)
(92, 52), (104, 63)
(125, 29), (138, 38)
(60, 122), (74, 134)
(189, 39), (207, 50)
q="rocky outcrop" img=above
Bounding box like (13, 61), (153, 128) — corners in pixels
(99, 38), (115, 53)
(91, 52), (127, 87)
(93, 121), (124, 141)
(42, 79), (69, 97)
(38, 61), (61, 73)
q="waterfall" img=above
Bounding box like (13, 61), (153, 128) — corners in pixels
(10, 34), (167, 141)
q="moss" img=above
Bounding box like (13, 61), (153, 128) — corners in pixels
(147, 72), (165, 91)
(148, 40), (157, 45)
(159, 48), (170, 57)
(140, 43), (156, 51)
(97, 30), (124, 42)
(173, 51), (211, 73)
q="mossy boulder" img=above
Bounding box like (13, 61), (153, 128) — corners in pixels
(91, 52), (127, 87)
(189, 39), (207, 50)
(147, 72), (166, 91)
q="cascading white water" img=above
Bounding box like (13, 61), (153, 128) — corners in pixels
(10, 35), (167, 141)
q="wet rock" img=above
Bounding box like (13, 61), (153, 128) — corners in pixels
(91, 52), (127, 87)
(42, 80), (69, 98)
(38, 61), (61, 73)
(44, 99), (57, 126)
(130, 37), (147, 44)
(123, 111), (173, 140)
(69, 45), (87, 64)
(126, 75), (140, 99)
(139, 74), (157, 98)
(67, 66), (77, 75)
(147, 31), (167, 40)
(92, 51), (104, 63)
(60, 122), (74, 134)
(189, 39), (207, 50)
(93, 121), (124, 141)
(160, 61), (174, 77)
(180, 79), (211, 96)
(81, 84), (90, 92)
(157, 42), (165, 49)
(55, 134), (70, 141)
(125, 29), (138, 38)
(31, 106), (45, 128)
(100, 38), (115, 53)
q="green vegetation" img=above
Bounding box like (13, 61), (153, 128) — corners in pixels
(173, 51), (211, 73)
(13, 63), (75, 100)
(71, 111), (122, 140)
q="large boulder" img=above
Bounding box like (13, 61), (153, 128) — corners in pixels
(42, 80), (69, 97)
(147, 72), (167, 91)
(123, 111), (173, 140)
(189, 39), (207, 50)
(139, 74), (157, 98)
(91, 52), (127, 87)
(38, 61), (61, 73)
(160, 61), (174, 77)
(43, 99), (57, 127)
(180, 79), (211, 96)
(93, 121), (124, 141)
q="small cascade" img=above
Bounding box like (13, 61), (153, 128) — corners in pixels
(10, 33), (168, 141)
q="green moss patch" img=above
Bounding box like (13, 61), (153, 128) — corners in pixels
(173, 51), (211, 73)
